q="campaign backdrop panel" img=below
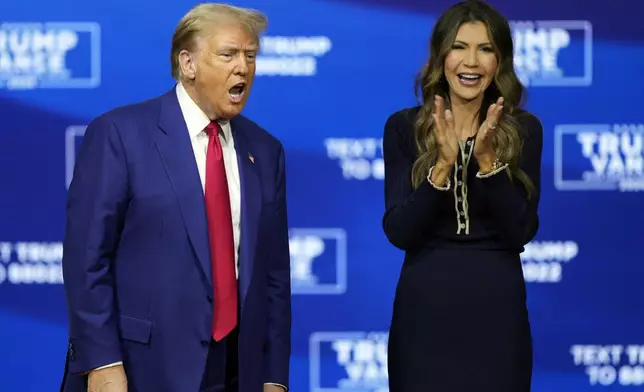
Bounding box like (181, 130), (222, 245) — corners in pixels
(0, 0), (642, 390)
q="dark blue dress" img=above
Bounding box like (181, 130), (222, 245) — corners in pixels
(382, 107), (543, 392)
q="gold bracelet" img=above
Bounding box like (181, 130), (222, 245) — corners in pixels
(491, 158), (503, 171)
(480, 158), (503, 174)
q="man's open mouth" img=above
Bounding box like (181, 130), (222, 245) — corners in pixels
(229, 82), (246, 100)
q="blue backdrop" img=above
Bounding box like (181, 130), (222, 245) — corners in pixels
(1, 0), (643, 390)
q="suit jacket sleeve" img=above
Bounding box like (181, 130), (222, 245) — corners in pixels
(62, 114), (128, 374)
(475, 113), (543, 247)
(264, 143), (292, 388)
(382, 111), (452, 250)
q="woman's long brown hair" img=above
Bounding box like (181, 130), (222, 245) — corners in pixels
(411, 0), (535, 199)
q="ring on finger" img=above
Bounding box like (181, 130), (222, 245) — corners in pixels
(488, 122), (496, 129)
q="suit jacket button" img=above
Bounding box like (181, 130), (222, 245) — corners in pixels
(201, 340), (209, 347)
(207, 295), (213, 303)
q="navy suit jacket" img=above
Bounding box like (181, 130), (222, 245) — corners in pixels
(60, 88), (291, 392)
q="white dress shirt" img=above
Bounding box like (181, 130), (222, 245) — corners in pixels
(177, 83), (287, 390)
(176, 82), (241, 278)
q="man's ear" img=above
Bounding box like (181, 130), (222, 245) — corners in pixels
(178, 50), (197, 80)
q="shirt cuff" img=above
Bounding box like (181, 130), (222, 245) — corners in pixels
(476, 163), (509, 178)
(264, 382), (288, 391)
(427, 166), (451, 191)
(92, 362), (123, 371)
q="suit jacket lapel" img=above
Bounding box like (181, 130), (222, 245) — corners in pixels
(151, 91), (261, 306)
(155, 89), (213, 289)
(231, 117), (261, 310)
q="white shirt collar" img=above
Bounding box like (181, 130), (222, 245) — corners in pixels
(175, 82), (232, 142)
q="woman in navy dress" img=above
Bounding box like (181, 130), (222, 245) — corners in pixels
(382, 1), (542, 391)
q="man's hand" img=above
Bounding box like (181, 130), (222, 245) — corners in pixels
(264, 384), (286, 392)
(87, 365), (127, 392)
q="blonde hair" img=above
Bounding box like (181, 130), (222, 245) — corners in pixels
(170, 3), (268, 80)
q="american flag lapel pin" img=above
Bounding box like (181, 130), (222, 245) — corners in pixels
(248, 152), (254, 164)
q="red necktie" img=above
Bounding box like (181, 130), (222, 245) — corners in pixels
(204, 121), (238, 341)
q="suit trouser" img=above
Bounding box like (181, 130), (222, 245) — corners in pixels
(199, 327), (239, 392)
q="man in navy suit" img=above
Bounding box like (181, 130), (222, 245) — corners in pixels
(60, 3), (291, 392)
